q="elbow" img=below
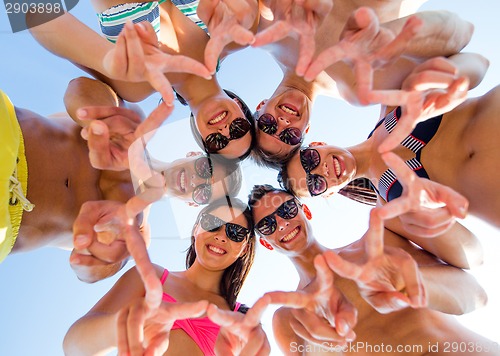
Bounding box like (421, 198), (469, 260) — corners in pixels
(435, 11), (474, 55)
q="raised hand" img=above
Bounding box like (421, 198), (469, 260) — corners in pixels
(198, 0), (257, 73)
(252, 0), (333, 76)
(116, 298), (209, 356)
(372, 58), (469, 152)
(207, 295), (272, 355)
(102, 21), (212, 105)
(266, 255), (357, 348)
(377, 152), (468, 238)
(303, 7), (422, 96)
(78, 102), (173, 171)
(323, 209), (427, 314)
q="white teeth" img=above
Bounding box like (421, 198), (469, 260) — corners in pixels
(333, 157), (341, 177)
(281, 227), (299, 242)
(280, 105), (298, 116)
(209, 111), (227, 124)
(208, 245), (226, 255)
(180, 171), (186, 191)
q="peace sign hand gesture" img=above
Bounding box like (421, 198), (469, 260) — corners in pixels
(323, 208), (427, 314)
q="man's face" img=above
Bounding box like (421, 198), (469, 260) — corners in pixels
(252, 191), (312, 254)
(163, 155), (232, 204)
(255, 89), (311, 158)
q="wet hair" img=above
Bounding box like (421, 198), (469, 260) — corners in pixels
(278, 149), (378, 206)
(179, 90), (256, 161)
(186, 196), (256, 309)
(249, 111), (303, 169)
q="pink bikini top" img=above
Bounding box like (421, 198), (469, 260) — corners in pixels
(161, 269), (241, 356)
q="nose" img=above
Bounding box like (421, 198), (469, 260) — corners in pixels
(321, 161), (330, 177)
(218, 124), (230, 137)
(277, 116), (291, 127)
(214, 234), (227, 243)
(277, 216), (290, 231)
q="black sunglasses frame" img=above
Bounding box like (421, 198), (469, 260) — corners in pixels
(204, 117), (251, 153)
(255, 198), (299, 236)
(192, 157), (214, 205)
(300, 148), (328, 197)
(200, 213), (250, 242)
(257, 113), (303, 146)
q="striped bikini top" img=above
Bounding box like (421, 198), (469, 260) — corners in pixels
(98, 0), (208, 44)
(368, 107), (443, 202)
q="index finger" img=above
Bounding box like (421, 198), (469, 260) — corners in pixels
(364, 208), (385, 258)
(135, 102), (173, 138)
(252, 21), (290, 47)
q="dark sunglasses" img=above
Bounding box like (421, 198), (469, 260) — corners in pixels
(300, 148), (328, 196)
(255, 198), (299, 235)
(257, 113), (302, 146)
(204, 117), (251, 153)
(192, 157), (214, 205)
(200, 213), (250, 242)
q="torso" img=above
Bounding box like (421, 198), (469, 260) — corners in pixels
(13, 109), (133, 251)
(368, 85), (500, 227)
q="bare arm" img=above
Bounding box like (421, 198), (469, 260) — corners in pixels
(63, 266), (149, 355)
(381, 10), (473, 60)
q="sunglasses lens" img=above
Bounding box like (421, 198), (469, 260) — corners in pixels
(205, 133), (229, 152)
(195, 157), (213, 179)
(226, 223), (248, 242)
(200, 213), (221, 232)
(307, 174), (328, 196)
(229, 118), (251, 139)
(257, 114), (278, 135)
(300, 149), (321, 171)
(278, 199), (299, 219)
(193, 183), (212, 205)
(280, 127), (302, 145)
(256, 216), (277, 235)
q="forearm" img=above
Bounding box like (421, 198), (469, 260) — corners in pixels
(74, 258), (130, 284)
(28, 12), (111, 74)
(448, 52), (490, 89)
(381, 10), (473, 59)
(420, 264), (487, 315)
(63, 312), (118, 356)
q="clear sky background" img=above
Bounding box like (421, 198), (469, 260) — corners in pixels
(1, 1), (499, 355)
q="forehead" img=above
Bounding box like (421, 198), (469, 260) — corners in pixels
(208, 205), (248, 227)
(286, 153), (310, 197)
(253, 191), (294, 219)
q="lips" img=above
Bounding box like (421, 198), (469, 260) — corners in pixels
(333, 156), (343, 178)
(209, 111), (228, 125)
(206, 244), (227, 255)
(279, 104), (299, 116)
(177, 169), (187, 193)
(280, 226), (301, 243)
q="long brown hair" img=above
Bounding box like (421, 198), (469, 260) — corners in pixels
(186, 196), (256, 309)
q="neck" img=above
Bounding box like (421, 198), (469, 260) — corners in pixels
(346, 137), (375, 179)
(175, 75), (223, 108)
(182, 261), (224, 294)
(289, 238), (328, 286)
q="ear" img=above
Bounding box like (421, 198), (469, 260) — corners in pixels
(304, 123), (311, 134)
(256, 100), (267, 111)
(309, 141), (327, 147)
(321, 190), (335, 198)
(186, 201), (200, 207)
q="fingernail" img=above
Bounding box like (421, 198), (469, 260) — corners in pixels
(75, 234), (90, 247)
(70, 255), (80, 264)
(81, 128), (89, 140)
(395, 298), (408, 308)
(337, 319), (348, 336)
(204, 74), (212, 80)
(91, 123), (103, 135)
(459, 205), (467, 217)
(77, 109), (87, 118)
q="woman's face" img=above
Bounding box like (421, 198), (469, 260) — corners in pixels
(162, 155), (232, 205)
(194, 95), (252, 159)
(286, 144), (357, 197)
(193, 205), (249, 271)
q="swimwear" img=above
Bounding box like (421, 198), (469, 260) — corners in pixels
(368, 107), (443, 202)
(98, 0), (208, 44)
(160, 269), (241, 356)
(0, 90), (34, 263)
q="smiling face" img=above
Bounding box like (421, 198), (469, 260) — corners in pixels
(192, 205), (250, 271)
(255, 89), (311, 159)
(285, 144), (357, 198)
(251, 191), (312, 255)
(193, 93), (253, 159)
(162, 155), (232, 204)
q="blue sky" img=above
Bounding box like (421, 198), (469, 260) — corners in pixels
(1, 1), (499, 355)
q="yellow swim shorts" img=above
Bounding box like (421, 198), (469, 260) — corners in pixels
(0, 90), (30, 263)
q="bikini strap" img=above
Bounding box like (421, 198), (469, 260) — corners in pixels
(160, 268), (169, 284)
